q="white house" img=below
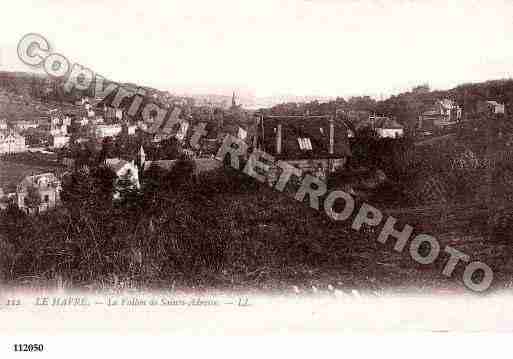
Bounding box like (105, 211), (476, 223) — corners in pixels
(0, 130), (27, 154)
(105, 158), (141, 199)
(374, 117), (404, 138)
(95, 124), (122, 138)
(62, 116), (72, 126)
(17, 173), (61, 214)
(477, 100), (506, 116)
(50, 123), (68, 136)
(359, 115), (404, 138)
(15, 121), (38, 131)
(128, 125), (138, 136)
(52, 135), (70, 148)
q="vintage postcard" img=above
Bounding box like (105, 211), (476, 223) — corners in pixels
(0, 0), (513, 356)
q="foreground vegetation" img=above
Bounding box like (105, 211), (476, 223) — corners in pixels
(1, 148), (512, 294)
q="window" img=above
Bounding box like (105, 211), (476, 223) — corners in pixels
(44, 195), (49, 203)
(298, 137), (312, 150)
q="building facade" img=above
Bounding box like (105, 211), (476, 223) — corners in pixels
(476, 100), (506, 116)
(418, 99), (462, 131)
(105, 158), (141, 200)
(95, 124), (123, 138)
(17, 173), (62, 214)
(0, 130), (27, 154)
(52, 135), (70, 148)
(15, 121), (38, 131)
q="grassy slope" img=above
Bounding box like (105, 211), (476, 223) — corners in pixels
(0, 159), (62, 193)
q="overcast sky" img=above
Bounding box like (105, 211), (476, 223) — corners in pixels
(1, 0), (513, 99)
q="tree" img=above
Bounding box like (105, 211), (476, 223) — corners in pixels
(141, 163), (168, 213)
(159, 137), (181, 159)
(24, 185), (41, 213)
(61, 165), (116, 209)
(99, 136), (116, 162)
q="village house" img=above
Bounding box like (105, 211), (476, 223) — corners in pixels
(105, 158), (141, 199)
(0, 187), (5, 210)
(255, 115), (352, 182)
(78, 117), (89, 126)
(0, 130), (27, 154)
(50, 120), (68, 136)
(62, 115), (72, 127)
(127, 125), (138, 136)
(52, 135), (70, 149)
(95, 124), (123, 138)
(16, 173), (62, 214)
(346, 110), (371, 128)
(359, 115), (404, 138)
(15, 120), (38, 131)
(102, 106), (124, 121)
(476, 100), (506, 116)
(418, 99), (462, 131)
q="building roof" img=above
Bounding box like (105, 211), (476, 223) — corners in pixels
(18, 173), (60, 192)
(143, 159), (222, 174)
(485, 100), (503, 107)
(357, 116), (404, 130)
(15, 120), (38, 126)
(373, 117), (404, 129)
(422, 110), (440, 116)
(0, 129), (24, 140)
(439, 99), (456, 108)
(143, 160), (175, 172)
(105, 158), (134, 175)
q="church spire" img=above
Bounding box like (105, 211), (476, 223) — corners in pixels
(231, 91), (237, 108)
(138, 145), (146, 168)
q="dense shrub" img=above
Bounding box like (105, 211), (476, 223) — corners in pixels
(1, 158), (356, 289)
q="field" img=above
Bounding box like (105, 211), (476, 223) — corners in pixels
(198, 189), (513, 295)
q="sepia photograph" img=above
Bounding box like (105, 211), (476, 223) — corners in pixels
(1, 0), (513, 355)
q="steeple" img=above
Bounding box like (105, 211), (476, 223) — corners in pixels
(138, 145), (146, 168)
(231, 91), (237, 109)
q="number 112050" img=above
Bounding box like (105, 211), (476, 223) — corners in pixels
(13, 344), (44, 352)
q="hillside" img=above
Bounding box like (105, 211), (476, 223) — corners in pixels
(2, 70), (513, 133)
(0, 71), (195, 125)
(260, 79), (513, 130)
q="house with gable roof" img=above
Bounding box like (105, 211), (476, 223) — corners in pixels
(105, 158), (141, 199)
(357, 115), (404, 138)
(254, 114), (352, 181)
(476, 100), (506, 116)
(16, 173), (62, 214)
(0, 130), (27, 154)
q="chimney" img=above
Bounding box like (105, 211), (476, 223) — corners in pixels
(276, 123), (282, 155)
(329, 118), (334, 155)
